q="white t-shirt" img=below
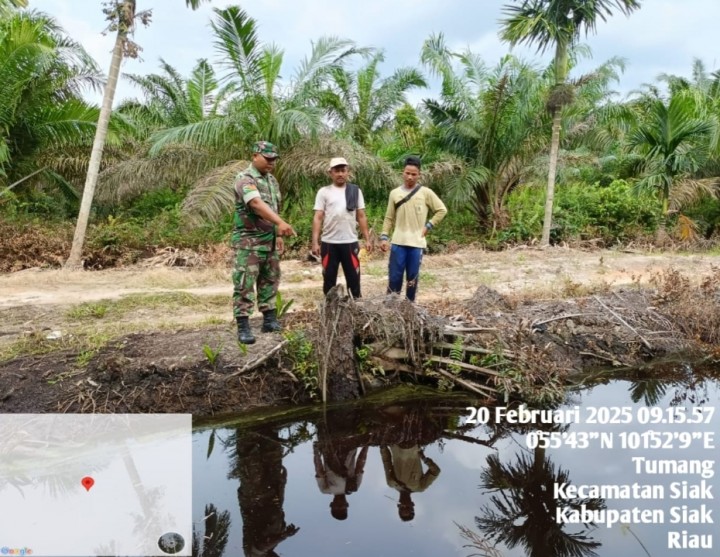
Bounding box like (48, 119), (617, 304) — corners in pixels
(313, 184), (365, 243)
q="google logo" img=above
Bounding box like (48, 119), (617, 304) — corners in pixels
(0, 548), (33, 556)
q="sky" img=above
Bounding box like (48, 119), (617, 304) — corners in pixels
(29, 0), (720, 107)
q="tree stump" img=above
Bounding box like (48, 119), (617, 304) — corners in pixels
(317, 286), (360, 402)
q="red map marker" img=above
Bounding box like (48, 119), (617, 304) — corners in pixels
(81, 476), (95, 492)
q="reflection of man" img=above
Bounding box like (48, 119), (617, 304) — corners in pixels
(233, 427), (299, 556)
(314, 441), (369, 520)
(380, 445), (440, 521)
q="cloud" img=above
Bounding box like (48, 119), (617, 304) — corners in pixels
(29, 0), (719, 105)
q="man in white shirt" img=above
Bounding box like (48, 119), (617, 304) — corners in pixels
(312, 157), (372, 298)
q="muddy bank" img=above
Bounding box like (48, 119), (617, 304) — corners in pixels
(0, 322), (310, 414)
(1, 267), (718, 415)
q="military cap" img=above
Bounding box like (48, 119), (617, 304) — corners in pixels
(252, 141), (279, 158)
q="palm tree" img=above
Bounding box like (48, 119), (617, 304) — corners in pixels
(95, 57), (232, 204)
(319, 51), (427, 147)
(420, 34), (550, 231)
(149, 6), (360, 155)
(139, 7), (388, 224)
(65, 0), (212, 269)
(628, 92), (718, 219)
(655, 59), (720, 175)
(0, 10), (105, 204)
(500, 0), (642, 246)
(123, 58), (228, 132)
(191, 504), (231, 557)
(0, 0), (27, 16)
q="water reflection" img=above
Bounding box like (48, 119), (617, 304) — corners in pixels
(627, 361), (716, 406)
(231, 425), (300, 556)
(477, 447), (604, 557)
(191, 504), (231, 557)
(378, 405), (443, 522)
(314, 412), (370, 521)
(192, 365), (719, 557)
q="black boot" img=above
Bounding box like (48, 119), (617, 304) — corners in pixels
(261, 309), (282, 333)
(237, 316), (256, 344)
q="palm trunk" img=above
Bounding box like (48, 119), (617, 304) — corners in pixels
(540, 108), (562, 246)
(65, 2), (133, 269)
(540, 40), (569, 247)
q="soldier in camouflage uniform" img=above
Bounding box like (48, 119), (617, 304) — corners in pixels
(232, 141), (296, 344)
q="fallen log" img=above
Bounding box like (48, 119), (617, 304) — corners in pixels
(432, 367), (497, 397)
(427, 356), (501, 378)
(432, 341), (515, 360)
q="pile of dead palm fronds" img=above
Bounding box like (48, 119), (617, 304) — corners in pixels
(310, 276), (712, 403)
(140, 247), (203, 268)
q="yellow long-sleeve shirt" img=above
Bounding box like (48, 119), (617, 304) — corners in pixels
(381, 185), (447, 248)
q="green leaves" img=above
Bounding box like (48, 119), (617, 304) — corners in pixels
(0, 10), (103, 188)
(629, 92), (717, 212)
(500, 1), (642, 52)
(420, 37), (551, 229)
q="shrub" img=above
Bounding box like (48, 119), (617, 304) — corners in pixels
(501, 180), (661, 245)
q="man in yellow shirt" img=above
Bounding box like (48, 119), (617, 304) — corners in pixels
(380, 156), (447, 301)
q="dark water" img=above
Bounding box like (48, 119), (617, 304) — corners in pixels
(192, 366), (720, 557)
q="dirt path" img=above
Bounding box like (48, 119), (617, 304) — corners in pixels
(0, 246), (716, 316)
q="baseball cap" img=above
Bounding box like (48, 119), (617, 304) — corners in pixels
(253, 141), (279, 159)
(328, 157), (348, 170)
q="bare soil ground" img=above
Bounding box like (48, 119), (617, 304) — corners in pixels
(1, 246), (718, 415)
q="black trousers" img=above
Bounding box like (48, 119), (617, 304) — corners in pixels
(321, 241), (361, 298)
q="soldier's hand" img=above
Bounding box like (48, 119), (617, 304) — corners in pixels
(380, 240), (389, 252)
(277, 221), (296, 237)
(276, 236), (285, 254)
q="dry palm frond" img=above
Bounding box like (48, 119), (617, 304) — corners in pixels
(97, 145), (228, 204)
(422, 156), (465, 188)
(456, 522), (503, 557)
(676, 214), (700, 242)
(279, 135), (399, 198)
(140, 247), (203, 267)
(182, 160), (248, 225)
(668, 176), (720, 212)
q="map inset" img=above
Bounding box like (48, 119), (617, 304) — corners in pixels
(0, 414), (192, 556)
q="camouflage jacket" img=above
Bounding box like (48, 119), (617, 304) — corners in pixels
(232, 164), (281, 251)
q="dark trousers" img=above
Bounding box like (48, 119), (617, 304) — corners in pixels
(388, 244), (423, 301)
(321, 241), (361, 298)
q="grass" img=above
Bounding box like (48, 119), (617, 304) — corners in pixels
(363, 263), (386, 278)
(66, 302), (109, 319)
(0, 328), (114, 364)
(138, 267), (230, 289)
(507, 278), (616, 304)
(0, 314), (232, 364)
(0, 291), (237, 363)
(198, 316), (227, 326)
(419, 271), (438, 287)
(65, 292), (229, 322)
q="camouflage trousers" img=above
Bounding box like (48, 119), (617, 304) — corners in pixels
(232, 248), (280, 318)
